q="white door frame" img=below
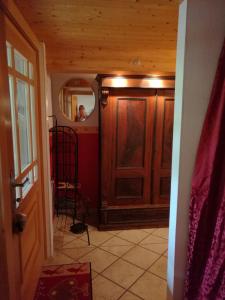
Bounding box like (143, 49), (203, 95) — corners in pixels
(167, 1), (225, 299)
(39, 42), (54, 258)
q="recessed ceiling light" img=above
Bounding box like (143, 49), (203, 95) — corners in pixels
(111, 77), (128, 87)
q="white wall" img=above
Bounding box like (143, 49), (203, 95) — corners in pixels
(39, 43), (54, 257)
(168, 1), (225, 299)
(46, 74), (53, 129)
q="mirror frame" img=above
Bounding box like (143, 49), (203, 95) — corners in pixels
(58, 78), (96, 123)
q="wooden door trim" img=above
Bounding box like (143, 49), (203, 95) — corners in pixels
(38, 43), (54, 258)
(0, 0), (40, 51)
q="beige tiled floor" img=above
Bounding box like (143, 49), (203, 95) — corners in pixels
(45, 216), (168, 300)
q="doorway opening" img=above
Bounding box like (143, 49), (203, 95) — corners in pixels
(47, 75), (173, 299)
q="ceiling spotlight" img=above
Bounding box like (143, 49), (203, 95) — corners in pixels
(111, 77), (128, 87)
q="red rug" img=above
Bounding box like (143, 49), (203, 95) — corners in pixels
(34, 263), (92, 300)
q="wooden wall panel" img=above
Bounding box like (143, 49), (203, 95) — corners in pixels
(14, 0), (179, 74)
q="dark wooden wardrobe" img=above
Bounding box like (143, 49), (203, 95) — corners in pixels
(97, 75), (175, 229)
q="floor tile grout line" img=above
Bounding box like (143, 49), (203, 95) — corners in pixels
(117, 288), (144, 300)
(98, 242), (168, 281)
(55, 229), (85, 242)
(99, 232), (145, 246)
(95, 231), (152, 249)
(119, 255), (159, 273)
(98, 244), (137, 260)
(116, 231), (153, 245)
(121, 243), (168, 255)
(53, 227), (168, 278)
(98, 238), (168, 260)
(116, 248), (167, 274)
(148, 245), (168, 267)
(162, 248), (168, 256)
(53, 238), (167, 268)
(139, 235), (168, 244)
(90, 247), (145, 280)
(147, 269), (167, 282)
(95, 269), (146, 299)
(137, 241), (168, 256)
(115, 230), (168, 247)
(61, 245), (97, 261)
(151, 234), (168, 241)
(57, 224), (116, 248)
(70, 230), (147, 254)
(95, 252), (159, 291)
(56, 220), (168, 248)
(91, 255), (122, 277)
(61, 243), (160, 279)
(58, 236), (167, 253)
(112, 266), (147, 300)
(125, 268), (166, 299)
(58, 238), (135, 263)
(145, 246), (169, 280)
(111, 237), (168, 268)
(57, 242), (167, 280)
(125, 247), (168, 297)
(52, 219), (169, 299)
(79, 231), (120, 247)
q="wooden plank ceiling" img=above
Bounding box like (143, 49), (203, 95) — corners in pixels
(15, 0), (179, 75)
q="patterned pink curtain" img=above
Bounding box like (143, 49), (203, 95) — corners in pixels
(185, 39), (225, 299)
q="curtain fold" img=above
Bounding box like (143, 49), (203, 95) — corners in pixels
(185, 39), (225, 300)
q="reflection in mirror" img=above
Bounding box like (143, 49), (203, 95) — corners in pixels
(59, 78), (95, 122)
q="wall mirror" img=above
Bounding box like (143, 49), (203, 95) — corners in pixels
(59, 78), (95, 122)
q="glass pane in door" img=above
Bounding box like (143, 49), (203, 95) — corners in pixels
(29, 62), (33, 80)
(30, 85), (37, 160)
(6, 42), (12, 67)
(8, 75), (19, 176)
(17, 79), (31, 171)
(14, 49), (28, 76)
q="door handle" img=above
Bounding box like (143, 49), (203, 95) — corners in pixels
(12, 177), (29, 187)
(11, 174), (30, 207)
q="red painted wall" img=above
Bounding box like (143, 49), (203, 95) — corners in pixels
(78, 133), (99, 214)
(49, 131), (99, 224)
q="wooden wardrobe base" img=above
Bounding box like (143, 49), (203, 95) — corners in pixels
(99, 206), (169, 230)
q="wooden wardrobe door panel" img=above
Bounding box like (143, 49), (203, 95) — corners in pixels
(112, 97), (147, 205)
(101, 91), (156, 207)
(153, 90), (174, 204)
(116, 98), (146, 168)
